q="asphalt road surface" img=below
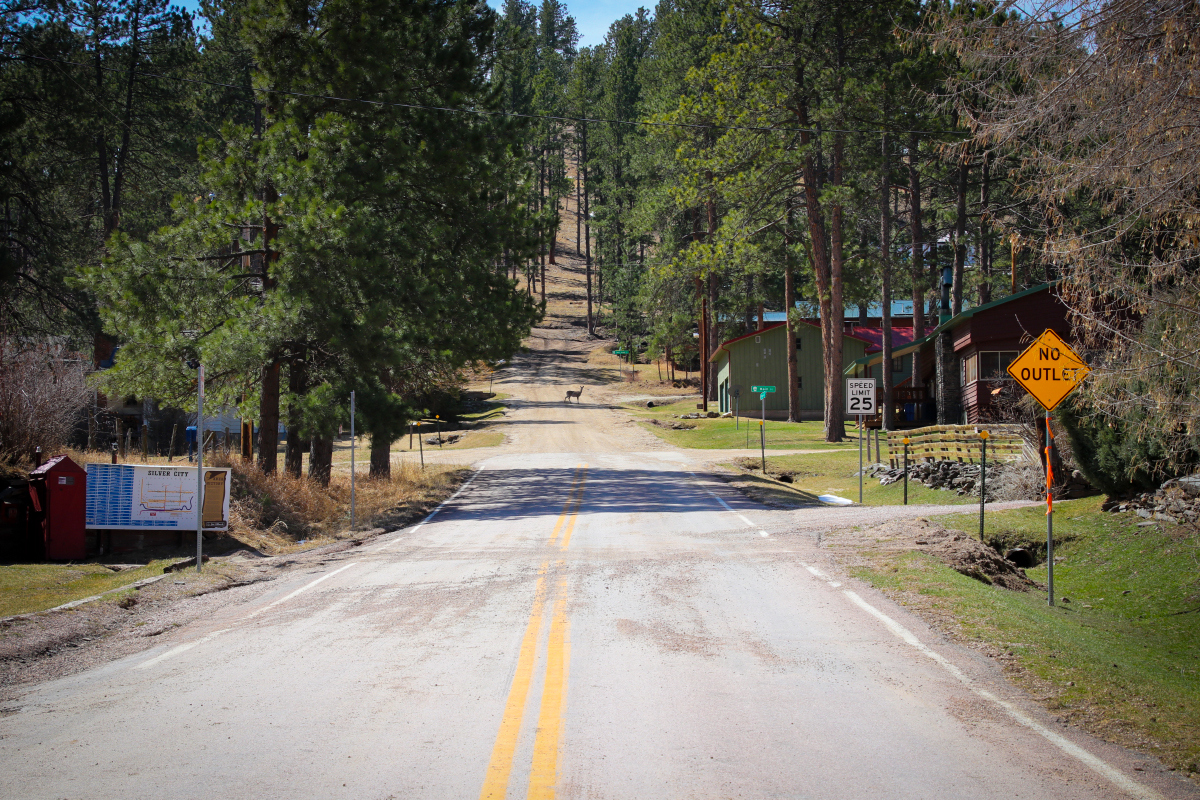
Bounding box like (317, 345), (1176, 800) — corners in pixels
(1, 329), (1193, 800)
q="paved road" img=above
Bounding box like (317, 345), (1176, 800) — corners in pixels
(1, 332), (1192, 799)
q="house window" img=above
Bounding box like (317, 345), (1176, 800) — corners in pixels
(795, 337), (801, 350)
(892, 357), (904, 373)
(797, 375), (803, 389)
(754, 336), (761, 343)
(961, 354), (978, 385)
(979, 351), (1018, 379)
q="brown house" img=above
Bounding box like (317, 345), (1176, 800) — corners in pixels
(847, 282), (1074, 424)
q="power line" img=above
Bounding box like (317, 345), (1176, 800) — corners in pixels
(11, 52), (968, 139)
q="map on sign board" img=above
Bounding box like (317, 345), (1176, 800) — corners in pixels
(1006, 329), (1090, 411)
(845, 378), (877, 415)
(86, 464), (231, 530)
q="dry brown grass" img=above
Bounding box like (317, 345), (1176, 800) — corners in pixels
(59, 447), (467, 556)
(212, 453), (467, 554)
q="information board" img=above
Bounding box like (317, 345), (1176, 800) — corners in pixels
(86, 463), (231, 531)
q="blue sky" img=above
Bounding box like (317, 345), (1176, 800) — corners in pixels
(483, 1), (652, 48)
(175, 1), (650, 49)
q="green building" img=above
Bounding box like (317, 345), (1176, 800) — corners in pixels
(710, 321), (872, 420)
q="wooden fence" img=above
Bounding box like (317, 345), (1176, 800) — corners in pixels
(885, 424), (1029, 468)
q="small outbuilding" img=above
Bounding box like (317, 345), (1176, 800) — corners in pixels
(710, 321), (872, 420)
(28, 455), (87, 560)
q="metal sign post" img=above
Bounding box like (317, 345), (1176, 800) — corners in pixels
(1046, 412), (1055, 606)
(902, 437), (910, 505)
(614, 348), (629, 379)
(751, 386), (775, 473)
(759, 391), (767, 472)
(846, 378), (877, 506)
(978, 430), (989, 541)
(858, 415), (864, 504)
(350, 390), (356, 530)
(1006, 330), (1091, 607)
(195, 363), (204, 574)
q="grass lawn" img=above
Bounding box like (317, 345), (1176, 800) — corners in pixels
(724, 449), (982, 507)
(403, 428), (505, 451)
(0, 560), (175, 618)
(458, 394), (509, 424)
(846, 497), (1200, 777)
(625, 399), (860, 451)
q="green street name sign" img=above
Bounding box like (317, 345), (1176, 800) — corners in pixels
(751, 385), (776, 393)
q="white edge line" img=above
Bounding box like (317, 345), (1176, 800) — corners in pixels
(135, 627), (231, 670)
(134, 561), (361, 670)
(841, 589), (1164, 800)
(375, 467), (483, 552)
(805, 565), (830, 580)
(248, 561), (360, 619)
(688, 472), (754, 529)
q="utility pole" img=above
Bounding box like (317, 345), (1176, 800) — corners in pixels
(350, 390), (356, 530)
(194, 362), (204, 573)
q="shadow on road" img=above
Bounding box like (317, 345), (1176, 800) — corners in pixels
(439, 466), (819, 521)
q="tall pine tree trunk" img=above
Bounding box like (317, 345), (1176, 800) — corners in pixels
(258, 360), (280, 473)
(880, 133), (895, 431)
(370, 434), (391, 479)
(953, 152), (969, 316)
(744, 274), (755, 333)
(785, 205), (799, 423)
(827, 133), (847, 441)
(696, 275), (708, 410)
(979, 151), (992, 305)
(285, 350), (306, 478)
(575, 138), (582, 256)
(309, 435), (332, 486)
(797, 101), (840, 442)
(908, 132), (925, 390)
(700, 193), (710, 402)
(583, 124), (593, 335)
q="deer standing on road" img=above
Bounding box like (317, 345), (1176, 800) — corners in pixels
(565, 386), (584, 404)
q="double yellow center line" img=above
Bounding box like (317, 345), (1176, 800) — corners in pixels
(479, 465), (587, 800)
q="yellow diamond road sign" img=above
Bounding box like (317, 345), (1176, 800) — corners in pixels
(1006, 329), (1091, 410)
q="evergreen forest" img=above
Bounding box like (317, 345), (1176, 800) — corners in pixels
(3, 0), (1198, 485)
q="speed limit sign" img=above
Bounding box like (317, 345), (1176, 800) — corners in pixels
(845, 378), (877, 415)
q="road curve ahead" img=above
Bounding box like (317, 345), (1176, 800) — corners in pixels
(1, 447), (1190, 799)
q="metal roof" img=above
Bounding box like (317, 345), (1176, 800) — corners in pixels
(30, 454), (85, 476)
(842, 282), (1057, 374)
(710, 320), (877, 363)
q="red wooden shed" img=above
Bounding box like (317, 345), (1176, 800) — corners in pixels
(29, 454), (87, 561)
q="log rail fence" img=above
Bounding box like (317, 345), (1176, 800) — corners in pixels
(886, 424), (1029, 468)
